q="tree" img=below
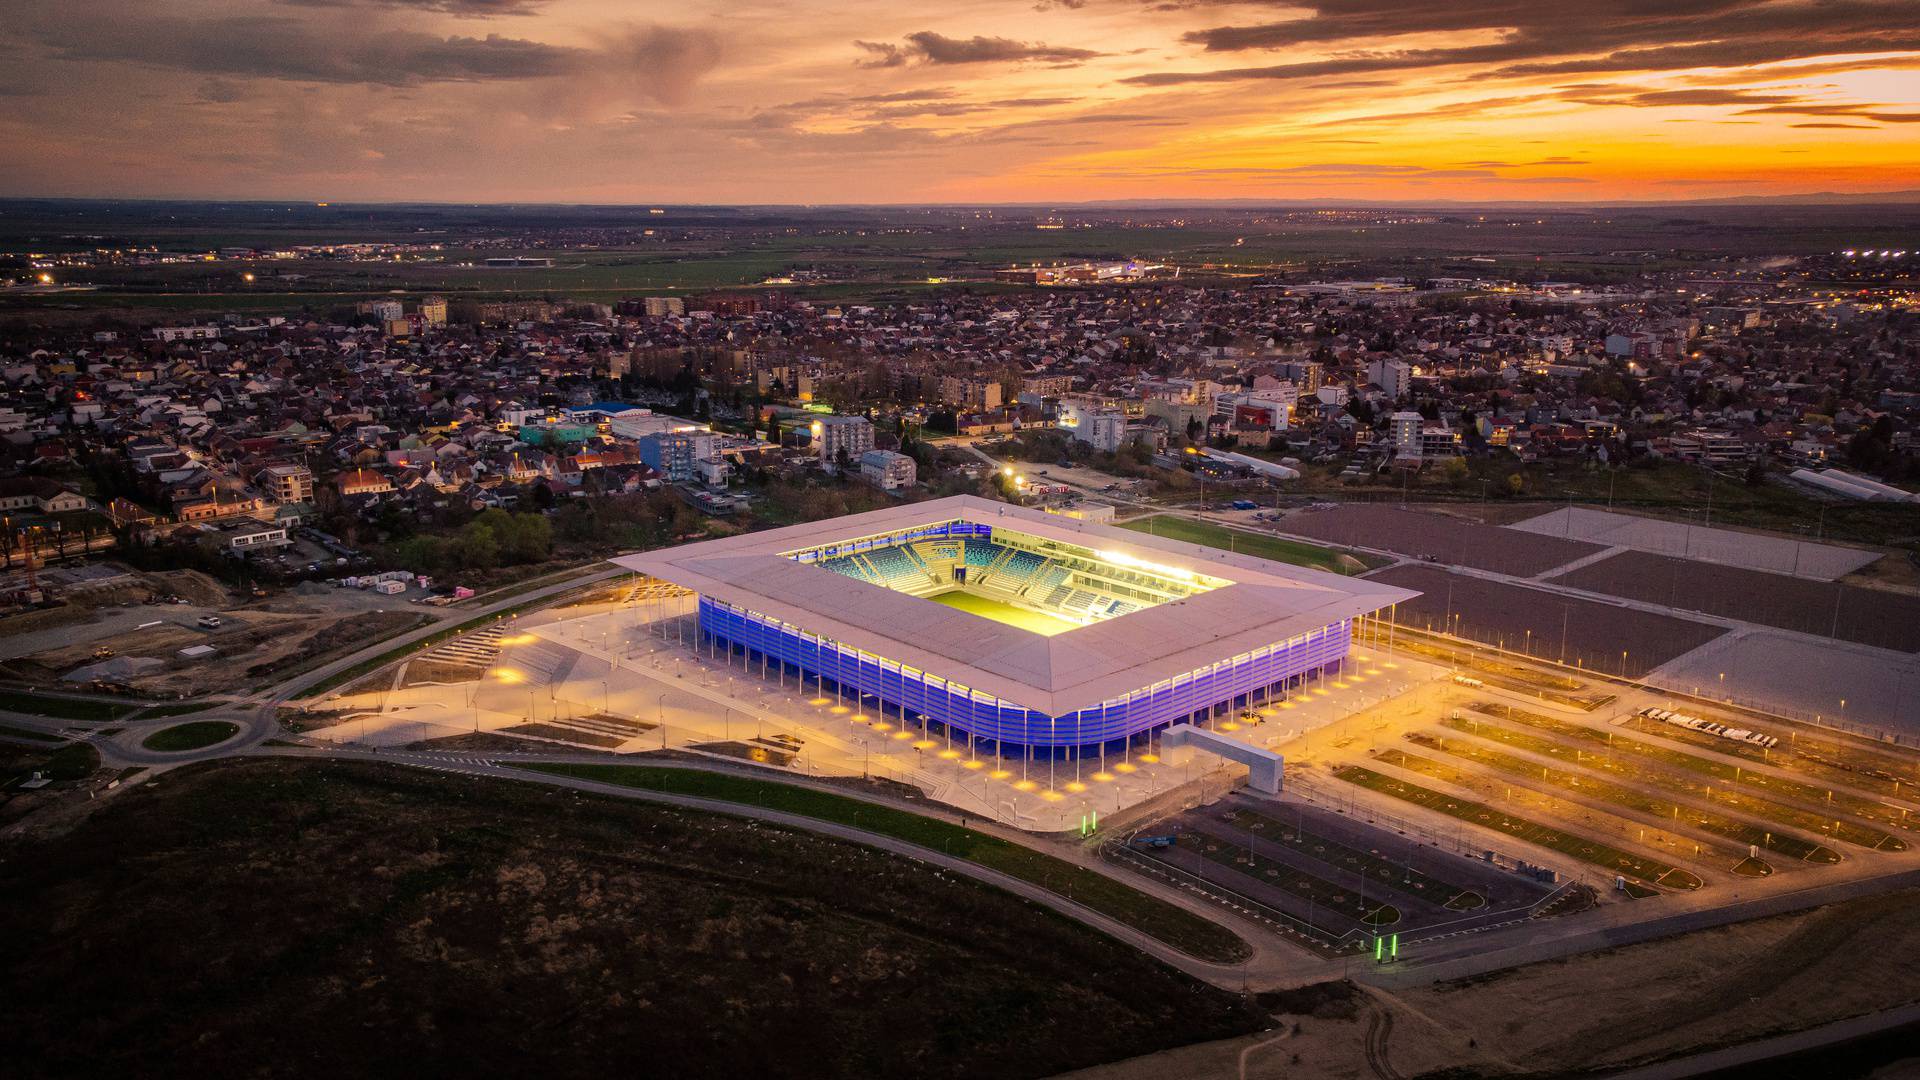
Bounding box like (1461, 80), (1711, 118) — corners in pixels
(503, 513), (552, 562)
(456, 520), (499, 569)
(392, 535), (447, 574)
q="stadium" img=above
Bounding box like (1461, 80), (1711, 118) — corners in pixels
(617, 496), (1415, 756)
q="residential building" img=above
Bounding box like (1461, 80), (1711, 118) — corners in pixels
(1059, 397), (1128, 452)
(1390, 410), (1424, 459)
(638, 431), (729, 486)
(936, 375), (1003, 411)
(814, 415), (875, 470)
(257, 464), (313, 504)
(859, 449), (917, 491)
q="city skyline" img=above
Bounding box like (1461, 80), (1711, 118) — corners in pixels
(2, 0), (1917, 205)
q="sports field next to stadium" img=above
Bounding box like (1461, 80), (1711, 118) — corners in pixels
(926, 589), (1080, 635)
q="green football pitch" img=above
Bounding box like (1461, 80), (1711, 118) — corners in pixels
(926, 590), (1080, 636)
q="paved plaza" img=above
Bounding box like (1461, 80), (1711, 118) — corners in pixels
(308, 592), (1443, 831)
(1515, 506), (1881, 581)
(1648, 627), (1920, 734)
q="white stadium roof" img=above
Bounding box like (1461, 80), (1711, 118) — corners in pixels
(614, 495), (1417, 716)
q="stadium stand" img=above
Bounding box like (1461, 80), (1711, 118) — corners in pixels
(791, 524), (1227, 628)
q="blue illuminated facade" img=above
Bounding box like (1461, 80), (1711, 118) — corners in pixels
(698, 595), (1352, 754)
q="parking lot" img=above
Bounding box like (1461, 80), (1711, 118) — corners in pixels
(1125, 792), (1558, 949)
(1553, 550), (1920, 653)
(1512, 506), (1883, 581)
(1279, 504), (1605, 577)
(1278, 661), (1920, 905)
(1365, 564), (1729, 678)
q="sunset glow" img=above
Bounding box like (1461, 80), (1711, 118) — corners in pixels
(2, 0), (1916, 203)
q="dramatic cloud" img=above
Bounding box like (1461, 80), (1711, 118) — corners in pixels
(1134, 1), (1920, 86)
(279, 0), (553, 15)
(34, 16), (583, 84)
(1738, 103), (1920, 122)
(1598, 89), (1807, 107)
(591, 24), (724, 107)
(18, 7), (721, 108)
(856, 31), (1103, 68)
(0, 0), (1911, 203)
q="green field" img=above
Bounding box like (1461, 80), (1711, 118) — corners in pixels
(926, 589), (1079, 635)
(140, 721), (239, 753)
(1118, 515), (1376, 575)
(0, 691), (143, 722)
(519, 763), (1250, 963)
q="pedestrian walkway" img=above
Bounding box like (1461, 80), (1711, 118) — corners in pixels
(423, 624), (505, 667)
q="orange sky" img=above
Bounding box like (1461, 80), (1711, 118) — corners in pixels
(1, 0), (1915, 203)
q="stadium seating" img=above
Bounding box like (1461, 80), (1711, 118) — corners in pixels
(963, 540), (1006, 569)
(995, 551), (1048, 593)
(863, 545), (926, 592)
(819, 556), (877, 583)
(805, 533), (1169, 625)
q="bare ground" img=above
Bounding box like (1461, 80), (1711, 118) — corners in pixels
(0, 758), (1266, 1079)
(1068, 887), (1920, 1079)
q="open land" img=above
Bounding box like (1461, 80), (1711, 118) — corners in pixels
(1064, 888), (1920, 1079)
(0, 759), (1265, 1079)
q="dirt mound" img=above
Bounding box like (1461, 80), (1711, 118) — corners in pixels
(139, 570), (229, 608)
(1257, 980), (1363, 1020)
(62, 656), (166, 683)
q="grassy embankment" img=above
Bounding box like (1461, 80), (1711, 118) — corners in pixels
(521, 762), (1251, 964)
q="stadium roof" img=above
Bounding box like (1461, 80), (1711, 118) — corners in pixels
(614, 495), (1417, 716)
